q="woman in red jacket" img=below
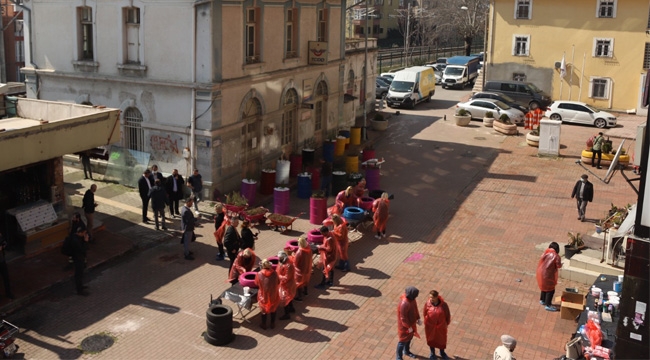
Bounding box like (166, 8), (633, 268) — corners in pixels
(277, 251), (297, 320)
(423, 290), (451, 360)
(372, 192), (390, 239)
(331, 214), (350, 272)
(293, 236), (312, 301)
(316, 226), (337, 288)
(536, 242), (562, 311)
(255, 259), (280, 329)
(227, 248), (256, 284)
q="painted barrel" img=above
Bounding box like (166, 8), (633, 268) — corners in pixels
(362, 149), (376, 162)
(268, 256), (279, 270)
(302, 148), (315, 168)
(350, 127), (362, 145)
(310, 167), (321, 190)
(239, 271), (258, 288)
(366, 167), (381, 191)
(290, 154), (302, 178)
(261, 169), (276, 195)
(334, 136), (347, 156)
(276, 160), (290, 185)
(358, 196), (375, 211)
(297, 173), (312, 199)
(285, 239), (300, 253)
(323, 140), (335, 162)
(240, 179), (257, 206)
(310, 196), (327, 225)
(332, 171), (347, 194)
(343, 206), (365, 221)
(338, 130), (351, 139)
(348, 172), (364, 187)
(307, 228), (324, 244)
(346, 154), (359, 174)
(273, 187), (290, 215)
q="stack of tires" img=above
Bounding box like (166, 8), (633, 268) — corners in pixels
(204, 304), (235, 346)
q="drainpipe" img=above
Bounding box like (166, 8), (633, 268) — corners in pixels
(189, 2), (198, 176)
(608, 78), (614, 109)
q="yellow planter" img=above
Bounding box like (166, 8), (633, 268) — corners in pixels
(581, 150), (630, 166)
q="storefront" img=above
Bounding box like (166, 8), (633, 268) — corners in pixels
(0, 98), (120, 258)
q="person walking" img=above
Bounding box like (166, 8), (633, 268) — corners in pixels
(255, 259), (280, 330)
(277, 251), (297, 320)
(165, 169), (184, 217)
(315, 226), (337, 289)
(0, 233), (14, 300)
(227, 248), (256, 284)
(64, 213), (87, 270)
(71, 226), (90, 296)
(148, 179), (168, 231)
(138, 169), (154, 223)
(213, 203), (227, 261)
(82, 184), (98, 241)
(320, 160), (332, 197)
(223, 218), (242, 270)
(536, 242), (562, 312)
(397, 286), (421, 360)
(180, 198), (196, 260)
(423, 290), (451, 360)
(591, 132), (604, 169)
(331, 214), (350, 272)
(494, 335), (517, 360)
(240, 219), (258, 251)
(80, 151), (93, 180)
(293, 236), (312, 301)
(187, 169), (203, 212)
(571, 174), (593, 222)
(372, 192), (390, 239)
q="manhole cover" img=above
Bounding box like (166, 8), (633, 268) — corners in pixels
(80, 333), (115, 353)
(474, 136), (486, 140)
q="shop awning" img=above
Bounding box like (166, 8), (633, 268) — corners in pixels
(0, 99), (120, 173)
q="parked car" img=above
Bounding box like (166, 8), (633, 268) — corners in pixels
(436, 57), (448, 64)
(380, 72), (396, 81)
(425, 64), (443, 84)
(456, 98), (525, 124)
(544, 101), (617, 128)
(442, 56), (480, 89)
(470, 91), (528, 114)
(376, 77), (390, 99)
(379, 75), (393, 85)
(483, 80), (552, 110)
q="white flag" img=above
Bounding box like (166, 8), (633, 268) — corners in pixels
(560, 54), (567, 78)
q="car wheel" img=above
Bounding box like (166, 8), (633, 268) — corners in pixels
(594, 118), (607, 128)
(425, 92), (432, 103)
(549, 113), (562, 121)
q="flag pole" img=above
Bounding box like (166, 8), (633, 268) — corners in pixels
(569, 45), (575, 100)
(578, 52), (586, 101)
(559, 51), (565, 99)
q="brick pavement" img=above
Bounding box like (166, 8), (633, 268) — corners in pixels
(5, 110), (643, 359)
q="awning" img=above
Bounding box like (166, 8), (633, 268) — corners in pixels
(613, 204), (636, 238)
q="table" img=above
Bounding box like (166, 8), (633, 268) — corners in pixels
(574, 274), (619, 358)
(220, 283), (258, 323)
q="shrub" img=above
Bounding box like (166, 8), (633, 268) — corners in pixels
(374, 113), (385, 121)
(456, 108), (469, 116)
(497, 113), (512, 124)
(485, 111), (494, 118)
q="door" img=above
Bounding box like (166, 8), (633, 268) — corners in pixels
(126, 24), (139, 63)
(571, 104), (594, 125)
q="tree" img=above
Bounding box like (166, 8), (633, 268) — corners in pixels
(429, 0), (488, 56)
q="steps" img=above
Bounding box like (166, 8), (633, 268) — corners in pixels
(471, 71), (484, 94)
(560, 249), (624, 285)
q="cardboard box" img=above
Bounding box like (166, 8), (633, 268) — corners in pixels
(560, 291), (586, 320)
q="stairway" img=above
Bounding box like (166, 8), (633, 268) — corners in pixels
(471, 70), (484, 94)
(560, 247), (624, 285)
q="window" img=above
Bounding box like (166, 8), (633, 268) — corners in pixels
(124, 107), (144, 151)
(315, 81), (328, 132)
(281, 89), (298, 146)
(597, 0), (616, 18)
(347, 70), (355, 95)
(643, 43), (650, 69)
(513, 73), (526, 81)
(512, 35), (530, 56)
(373, 25), (380, 34)
(286, 8), (297, 58)
(78, 7), (94, 60)
(15, 41), (24, 62)
(515, 0), (532, 19)
(590, 77), (609, 99)
(593, 38), (613, 57)
(318, 9), (328, 42)
(125, 7), (141, 64)
(246, 8), (260, 63)
(14, 20), (23, 37)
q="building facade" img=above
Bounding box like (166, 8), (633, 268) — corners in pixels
(1, 0), (25, 82)
(487, 0), (649, 114)
(348, 0), (400, 40)
(21, 0), (376, 195)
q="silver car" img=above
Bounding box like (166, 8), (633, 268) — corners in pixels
(456, 98), (525, 124)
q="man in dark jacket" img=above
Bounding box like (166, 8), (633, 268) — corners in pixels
(180, 198), (196, 260)
(138, 169), (154, 223)
(571, 174), (594, 222)
(149, 179), (168, 230)
(223, 218), (241, 270)
(165, 169), (184, 217)
(151, 164), (165, 184)
(71, 227), (90, 296)
(82, 184), (98, 241)
(0, 233), (14, 300)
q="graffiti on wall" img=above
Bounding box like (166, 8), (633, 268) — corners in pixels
(149, 133), (184, 163)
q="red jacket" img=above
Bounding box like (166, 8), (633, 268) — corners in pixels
(294, 246), (313, 287)
(536, 248), (562, 292)
(277, 260), (297, 306)
(255, 268), (280, 314)
(397, 294), (420, 342)
(423, 297), (451, 349)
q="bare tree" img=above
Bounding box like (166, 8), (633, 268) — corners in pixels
(429, 0), (488, 56)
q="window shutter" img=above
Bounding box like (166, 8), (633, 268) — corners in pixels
(513, 1), (518, 19)
(588, 77), (594, 97)
(612, 0), (617, 18)
(592, 38), (597, 57)
(529, 0), (533, 19)
(608, 38), (614, 57)
(525, 36), (530, 56)
(512, 36), (517, 55)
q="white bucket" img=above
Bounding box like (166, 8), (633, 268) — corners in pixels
(591, 287), (602, 297)
(243, 286), (250, 296)
(618, 275), (624, 282)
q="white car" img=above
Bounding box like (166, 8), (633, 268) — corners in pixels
(456, 99), (525, 124)
(545, 101), (617, 128)
(380, 73), (396, 81)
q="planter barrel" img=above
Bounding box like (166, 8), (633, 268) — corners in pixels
(302, 148), (315, 168)
(454, 115), (471, 126)
(322, 141), (335, 162)
(273, 187), (290, 215)
(362, 148), (376, 162)
(260, 169), (276, 195)
(290, 154), (302, 177)
(526, 132), (540, 147)
(483, 117), (495, 127)
(493, 121), (518, 135)
(350, 127), (362, 145)
(371, 119), (388, 131)
(334, 136), (347, 156)
(276, 160), (290, 185)
(310, 166), (321, 190)
(240, 179), (257, 206)
(309, 197), (327, 225)
(332, 171), (347, 194)
(297, 173), (312, 199)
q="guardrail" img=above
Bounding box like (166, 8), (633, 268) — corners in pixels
(378, 44), (483, 73)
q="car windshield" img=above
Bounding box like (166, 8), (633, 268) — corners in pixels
(497, 93), (515, 103)
(376, 78), (390, 86)
(527, 83), (542, 93)
(494, 100), (510, 109)
(445, 67), (464, 76)
(390, 81), (414, 92)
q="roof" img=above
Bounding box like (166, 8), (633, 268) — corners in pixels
(447, 56), (479, 65)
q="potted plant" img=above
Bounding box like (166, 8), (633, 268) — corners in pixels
(565, 232), (585, 259)
(483, 111), (495, 127)
(454, 108), (471, 126)
(309, 190), (328, 225)
(526, 126), (540, 147)
(371, 113), (388, 131)
(493, 114), (518, 135)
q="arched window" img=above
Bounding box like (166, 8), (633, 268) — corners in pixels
(241, 97), (262, 178)
(281, 89), (298, 146)
(347, 69), (354, 95)
(315, 81), (328, 132)
(123, 107), (144, 151)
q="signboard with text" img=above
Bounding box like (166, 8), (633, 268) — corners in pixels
(308, 41), (328, 65)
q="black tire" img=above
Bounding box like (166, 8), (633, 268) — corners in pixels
(206, 326), (232, 339)
(409, 100), (415, 109)
(206, 304), (233, 324)
(529, 101), (540, 110)
(594, 118), (607, 128)
(425, 92), (432, 103)
(549, 113), (562, 121)
(203, 331), (234, 346)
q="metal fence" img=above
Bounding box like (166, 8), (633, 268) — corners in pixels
(378, 43), (484, 73)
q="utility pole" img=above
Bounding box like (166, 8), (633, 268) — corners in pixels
(404, 3), (410, 68)
(363, 0), (368, 140)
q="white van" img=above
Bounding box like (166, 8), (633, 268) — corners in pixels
(385, 66), (436, 109)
